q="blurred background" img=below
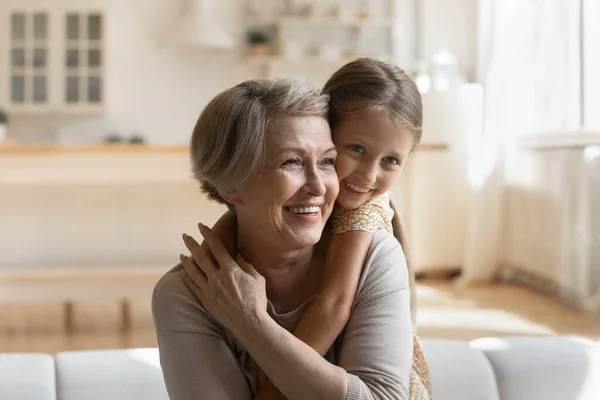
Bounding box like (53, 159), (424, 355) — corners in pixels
(0, 0), (598, 354)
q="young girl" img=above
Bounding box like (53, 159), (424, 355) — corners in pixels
(207, 58), (431, 399)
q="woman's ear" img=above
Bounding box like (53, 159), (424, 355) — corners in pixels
(221, 191), (244, 205)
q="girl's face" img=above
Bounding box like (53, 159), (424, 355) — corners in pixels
(332, 110), (414, 210)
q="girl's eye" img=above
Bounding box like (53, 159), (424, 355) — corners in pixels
(281, 159), (300, 167)
(382, 156), (399, 165)
(349, 144), (365, 153)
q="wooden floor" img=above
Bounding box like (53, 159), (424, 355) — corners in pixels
(1, 281), (598, 354)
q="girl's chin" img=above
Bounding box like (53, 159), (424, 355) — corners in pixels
(336, 195), (361, 210)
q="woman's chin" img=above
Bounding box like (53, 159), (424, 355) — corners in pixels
(286, 228), (323, 248)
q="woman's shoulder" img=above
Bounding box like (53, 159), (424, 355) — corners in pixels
(152, 264), (186, 310)
(152, 264), (225, 335)
(355, 230), (409, 301)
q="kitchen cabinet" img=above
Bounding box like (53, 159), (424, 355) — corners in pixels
(0, 1), (105, 114)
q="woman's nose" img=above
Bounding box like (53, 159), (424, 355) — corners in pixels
(305, 168), (326, 196)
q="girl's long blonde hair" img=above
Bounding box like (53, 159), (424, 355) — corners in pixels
(323, 58), (423, 321)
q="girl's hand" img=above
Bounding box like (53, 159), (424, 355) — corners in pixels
(180, 223), (268, 334)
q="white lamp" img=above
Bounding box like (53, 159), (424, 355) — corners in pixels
(174, 0), (235, 50)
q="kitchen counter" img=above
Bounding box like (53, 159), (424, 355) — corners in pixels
(0, 143), (189, 155)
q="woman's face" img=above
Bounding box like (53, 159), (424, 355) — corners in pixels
(234, 116), (339, 249)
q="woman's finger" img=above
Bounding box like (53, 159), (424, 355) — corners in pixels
(182, 271), (204, 301)
(182, 233), (217, 276)
(236, 253), (262, 280)
(180, 254), (207, 287)
(197, 223), (235, 271)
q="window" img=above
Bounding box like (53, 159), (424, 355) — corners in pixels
(583, 0), (600, 129)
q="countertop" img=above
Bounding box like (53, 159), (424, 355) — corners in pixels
(0, 142), (449, 155)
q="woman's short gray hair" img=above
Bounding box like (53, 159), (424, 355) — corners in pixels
(190, 78), (329, 206)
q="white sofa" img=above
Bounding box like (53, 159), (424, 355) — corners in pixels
(1, 336), (598, 400)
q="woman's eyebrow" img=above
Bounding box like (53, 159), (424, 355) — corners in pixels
(275, 146), (337, 157)
(276, 147), (306, 156)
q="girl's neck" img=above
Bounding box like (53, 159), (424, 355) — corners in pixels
(236, 226), (329, 313)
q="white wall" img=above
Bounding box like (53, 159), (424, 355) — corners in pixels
(4, 0), (478, 144)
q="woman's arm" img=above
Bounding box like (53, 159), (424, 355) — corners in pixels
(151, 267), (253, 399)
(182, 225), (412, 400)
(256, 231), (372, 400)
(336, 232), (413, 398)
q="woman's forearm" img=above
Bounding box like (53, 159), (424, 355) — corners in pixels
(234, 312), (348, 400)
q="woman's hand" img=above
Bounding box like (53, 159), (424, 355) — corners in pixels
(180, 223), (268, 334)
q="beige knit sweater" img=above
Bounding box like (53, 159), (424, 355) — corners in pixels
(153, 230), (417, 399)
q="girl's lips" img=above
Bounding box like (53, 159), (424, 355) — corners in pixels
(343, 180), (373, 195)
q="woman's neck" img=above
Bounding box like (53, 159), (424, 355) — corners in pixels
(236, 227), (329, 313)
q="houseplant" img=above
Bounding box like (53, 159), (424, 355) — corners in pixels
(247, 29), (270, 56)
(0, 108), (8, 142)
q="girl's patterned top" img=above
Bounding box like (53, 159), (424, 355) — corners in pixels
(331, 193), (394, 235)
(331, 193), (433, 399)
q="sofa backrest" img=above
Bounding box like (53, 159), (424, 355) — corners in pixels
(472, 336), (600, 400)
(0, 353), (56, 400)
(0, 336), (598, 400)
(55, 348), (169, 400)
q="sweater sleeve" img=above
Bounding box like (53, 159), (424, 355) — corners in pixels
(339, 231), (414, 400)
(331, 193), (394, 235)
(151, 266), (253, 400)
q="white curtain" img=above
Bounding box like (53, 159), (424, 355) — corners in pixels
(459, 0), (600, 313)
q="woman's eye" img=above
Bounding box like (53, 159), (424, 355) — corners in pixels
(322, 157), (336, 166)
(281, 159), (300, 166)
(382, 156), (399, 165)
(349, 144), (365, 153)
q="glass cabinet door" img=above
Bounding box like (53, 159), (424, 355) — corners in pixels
(65, 12), (103, 105)
(9, 11), (49, 105)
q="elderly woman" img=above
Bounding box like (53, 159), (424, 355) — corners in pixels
(152, 78), (413, 399)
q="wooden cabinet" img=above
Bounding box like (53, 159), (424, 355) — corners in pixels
(0, 2), (105, 114)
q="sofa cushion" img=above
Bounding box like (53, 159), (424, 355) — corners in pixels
(0, 353), (56, 400)
(471, 336), (600, 400)
(55, 348), (168, 400)
(421, 339), (499, 399)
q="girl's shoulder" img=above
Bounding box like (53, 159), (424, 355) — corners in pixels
(331, 193), (394, 235)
